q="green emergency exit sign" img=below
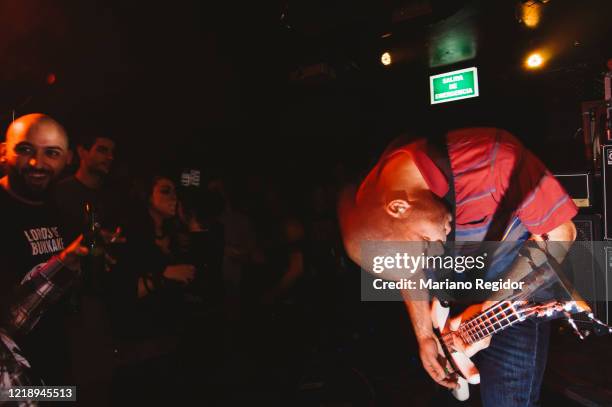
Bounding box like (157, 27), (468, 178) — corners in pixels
(430, 67), (479, 104)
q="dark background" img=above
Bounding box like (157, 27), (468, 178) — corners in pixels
(1, 0), (611, 182)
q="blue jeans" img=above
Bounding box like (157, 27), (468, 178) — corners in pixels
(449, 221), (548, 406)
(475, 318), (550, 407)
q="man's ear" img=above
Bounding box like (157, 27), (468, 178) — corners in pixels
(385, 199), (410, 218)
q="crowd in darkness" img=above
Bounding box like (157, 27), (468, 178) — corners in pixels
(0, 114), (376, 406)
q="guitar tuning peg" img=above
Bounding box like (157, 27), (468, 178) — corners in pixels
(586, 313), (612, 334)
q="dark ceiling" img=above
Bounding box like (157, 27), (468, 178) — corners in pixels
(277, 0), (612, 172)
(0, 0), (611, 177)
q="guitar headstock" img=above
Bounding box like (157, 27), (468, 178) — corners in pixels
(532, 300), (590, 317)
(516, 300), (610, 339)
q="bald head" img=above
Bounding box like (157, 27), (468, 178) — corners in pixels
(338, 184), (400, 267)
(5, 113), (68, 150)
(2, 113), (71, 201)
(337, 147), (452, 275)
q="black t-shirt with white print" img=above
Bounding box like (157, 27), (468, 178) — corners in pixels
(0, 185), (70, 384)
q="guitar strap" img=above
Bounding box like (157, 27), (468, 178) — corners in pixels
(425, 132), (456, 242)
(421, 133), (462, 305)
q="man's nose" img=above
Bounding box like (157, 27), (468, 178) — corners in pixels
(28, 151), (48, 168)
(28, 157), (43, 168)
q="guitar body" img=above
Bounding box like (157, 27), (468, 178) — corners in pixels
(429, 296), (593, 401)
(430, 297), (492, 401)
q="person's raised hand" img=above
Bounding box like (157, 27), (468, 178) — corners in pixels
(100, 226), (127, 245)
(58, 235), (89, 271)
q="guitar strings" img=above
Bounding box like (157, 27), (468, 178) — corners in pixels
(443, 306), (538, 347)
(462, 302), (514, 332)
(448, 300), (612, 346)
(443, 301), (516, 344)
(463, 308), (535, 344)
(460, 302), (525, 343)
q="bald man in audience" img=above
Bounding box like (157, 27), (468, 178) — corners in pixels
(0, 113), (83, 386)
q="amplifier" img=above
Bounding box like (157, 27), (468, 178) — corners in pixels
(605, 246), (612, 326)
(604, 145), (612, 240)
(553, 172), (591, 208)
(568, 214), (609, 328)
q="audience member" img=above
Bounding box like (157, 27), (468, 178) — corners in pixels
(52, 125), (120, 407)
(110, 175), (206, 405)
(0, 113), (86, 386)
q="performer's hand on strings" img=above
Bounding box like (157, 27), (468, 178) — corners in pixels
(448, 301), (494, 357)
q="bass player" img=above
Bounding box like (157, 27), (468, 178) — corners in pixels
(338, 128), (577, 406)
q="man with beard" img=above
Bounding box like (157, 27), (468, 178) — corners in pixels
(0, 113), (83, 386)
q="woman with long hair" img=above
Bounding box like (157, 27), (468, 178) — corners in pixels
(110, 174), (201, 405)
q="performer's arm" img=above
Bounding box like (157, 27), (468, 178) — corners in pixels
(495, 220), (577, 291)
(401, 287), (458, 389)
(531, 220), (576, 263)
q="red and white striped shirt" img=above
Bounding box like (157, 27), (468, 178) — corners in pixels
(374, 128), (578, 241)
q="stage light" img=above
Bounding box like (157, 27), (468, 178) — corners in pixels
(518, 1), (543, 28)
(381, 52), (392, 66)
(525, 52), (544, 68)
